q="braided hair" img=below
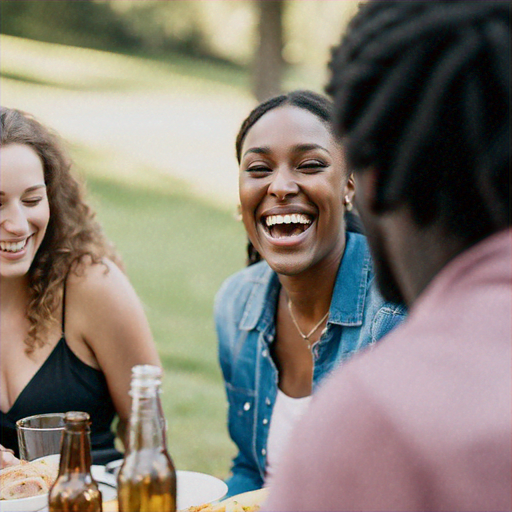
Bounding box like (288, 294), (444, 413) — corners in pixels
(236, 90), (362, 265)
(327, 1), (510, 244)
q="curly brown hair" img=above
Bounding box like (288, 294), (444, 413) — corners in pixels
(1, 107), (122, 353)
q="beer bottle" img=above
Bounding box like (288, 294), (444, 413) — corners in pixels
(117, 365), (177, 512)
(48, 411), (102, 512)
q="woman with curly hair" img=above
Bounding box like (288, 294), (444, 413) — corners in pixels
(0, 107), (161, 467)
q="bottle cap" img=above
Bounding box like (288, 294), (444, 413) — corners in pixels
(130, 365), (162, 396)
(64, 411), (91, 431)
(132, 365), (162, 378)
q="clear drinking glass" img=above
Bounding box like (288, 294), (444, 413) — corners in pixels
(16, 413), (66, 461)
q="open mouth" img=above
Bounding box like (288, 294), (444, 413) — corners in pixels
(262, 213), (314, 239)
(0, 237), (29, 254)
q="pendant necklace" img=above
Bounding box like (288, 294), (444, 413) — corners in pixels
(287, 299), (329, 350)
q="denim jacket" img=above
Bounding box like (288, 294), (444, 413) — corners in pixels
(214, 232), (406, 497)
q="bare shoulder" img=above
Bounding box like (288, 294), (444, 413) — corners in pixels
(63, 257), (159, 421)
(64, 257), (149, 334)
(66, 258), (136, 303)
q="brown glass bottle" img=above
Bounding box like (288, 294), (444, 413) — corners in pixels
(48, 411), (102, 512)
(117, 365), (177, 512)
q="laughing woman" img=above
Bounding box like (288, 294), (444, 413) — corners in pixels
(215, 91), (406, 496)
(0, 107), (161, 467)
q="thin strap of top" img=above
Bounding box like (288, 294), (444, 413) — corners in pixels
(61, 273), (69, 334)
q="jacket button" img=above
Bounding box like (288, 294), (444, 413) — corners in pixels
(243, 402), (251, 411)
(262, 418), (268, 425)
(261, 448), (266, 456)
(268, 334), (274, 342)
(262, 349), (268, 357)
(265, 398), (271, 406)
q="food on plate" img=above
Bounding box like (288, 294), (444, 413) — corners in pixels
(0, 457), (59, 500)
(103, 498), (118, 512)
(185, 488), (269, 512)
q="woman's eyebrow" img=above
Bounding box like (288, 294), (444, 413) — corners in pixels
(242, 146), (271, 159)
(242, 143), (330, 159)
(24, 184), (46, 193)
(294, 143), (331, 155)
(1, 184), (47, 196)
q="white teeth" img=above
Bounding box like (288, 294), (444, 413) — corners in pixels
(0, 239), (28, 253)
(265, 214), (312, 227)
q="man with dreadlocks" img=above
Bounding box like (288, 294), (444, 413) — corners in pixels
(264, 1), (511, 511)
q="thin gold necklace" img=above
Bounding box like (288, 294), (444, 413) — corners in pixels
(287, 300), (329, 350)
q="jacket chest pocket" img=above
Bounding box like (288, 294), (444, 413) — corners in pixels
(371, 306), (407, 343)
(226, 383), (256, 457)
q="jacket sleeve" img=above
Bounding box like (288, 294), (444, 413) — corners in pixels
(214, 274), (265, 497)
(215, 275), (238, 384)
(224, 451), (264, 497)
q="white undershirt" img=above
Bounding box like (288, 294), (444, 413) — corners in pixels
(264, 389), (312, 488)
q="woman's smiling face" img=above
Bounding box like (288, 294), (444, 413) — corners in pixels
(0, 143), (50, 281)
(239, 105), (354, 276)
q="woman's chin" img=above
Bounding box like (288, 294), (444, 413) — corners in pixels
(263, 253), (314, 277)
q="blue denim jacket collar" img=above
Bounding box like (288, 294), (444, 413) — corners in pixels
(238, 232), (372, 333)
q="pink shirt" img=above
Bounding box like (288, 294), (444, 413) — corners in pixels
(265, 230), (512, 512)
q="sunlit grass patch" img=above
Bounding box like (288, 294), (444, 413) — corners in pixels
(72, 145), (244, 477)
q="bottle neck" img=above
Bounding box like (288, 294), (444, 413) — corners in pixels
(127, 392), (167, 452)
(59, 430), (92, 475)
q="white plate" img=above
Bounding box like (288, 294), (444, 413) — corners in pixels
(0, 492), (48, 512)
(0, 457), (117, 512)
(101, 460), (228, 510)
(176, 470), (228, 510)
(91, 465), (117, 502)
(0, 454), (59, 512)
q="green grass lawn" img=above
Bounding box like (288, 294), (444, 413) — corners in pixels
(74, 146), (247, 478)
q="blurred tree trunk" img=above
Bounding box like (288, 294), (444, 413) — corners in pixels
(252, 0), (285, 102)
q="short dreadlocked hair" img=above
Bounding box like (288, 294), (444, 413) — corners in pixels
(327, 0), (510, 244)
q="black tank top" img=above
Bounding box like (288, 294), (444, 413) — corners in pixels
(0, 282), (121, 465)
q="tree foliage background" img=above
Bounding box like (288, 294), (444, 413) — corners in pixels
(1, 0), (358, 99)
